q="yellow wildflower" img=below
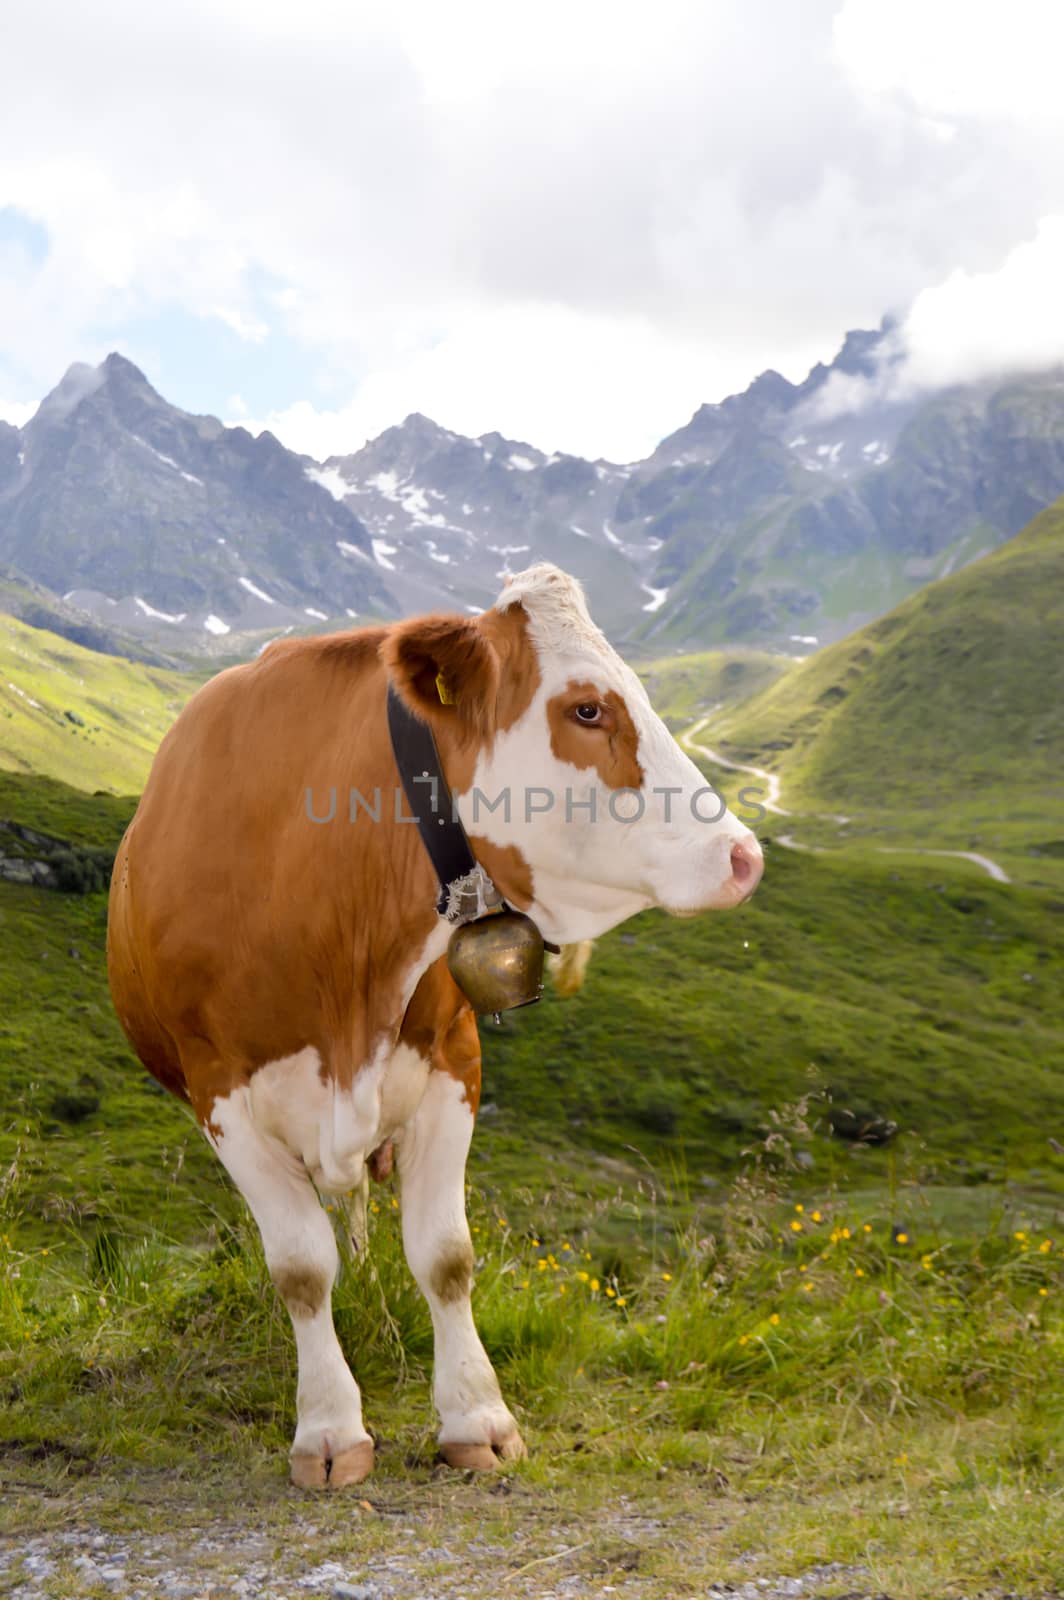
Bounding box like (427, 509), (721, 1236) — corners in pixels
(1039, 1287), (1048, 1297)
(794, 1203), (804, 1213)
(537, 1259), (548, 1272)
(577, 1270), (589, 1283)
(662, 1273), (673, 1283)
(616, 1297), (627, 1307)
(863, 1224), (872, 1234)
(1039, 1240), (1052, 1254)
(606, 1286), (616, 1298)
(769, 1312), (780, 1326)
(590, 1278), (600, 1292)
(811, 1211), (822, 1223)
(790, 1220), (803, 1233)
(855, 1268), (865, 1277)
(896, 1232), (909, 1244)
(840, 1227), (851, 1239)
(738, 1334), (749, 1346)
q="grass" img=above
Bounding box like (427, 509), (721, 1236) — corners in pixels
(3, 766), (1064, 1589)
(0, 612), (199, 794)
(634, 646), (794, 725)
(3, 1119), (1063, 1595)
(3, 572), (1064, 1591)
(4, 762), (1064, 1252)
(708, 498), (1064, 831)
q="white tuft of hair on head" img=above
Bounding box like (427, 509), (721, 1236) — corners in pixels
(493, 563), (609, 658)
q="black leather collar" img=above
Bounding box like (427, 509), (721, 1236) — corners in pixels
(386, 684), (501, 922)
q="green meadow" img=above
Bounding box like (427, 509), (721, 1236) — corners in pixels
(3, 508), (1064, 1594)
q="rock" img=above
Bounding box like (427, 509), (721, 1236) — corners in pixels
(333, 1584), (382, 1600)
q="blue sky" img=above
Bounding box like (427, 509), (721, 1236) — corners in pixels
(0, 210), (331, 428)
(2, 1), (1064, 460)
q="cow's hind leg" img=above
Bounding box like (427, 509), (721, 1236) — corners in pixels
(398, 1038), (525, 1469)
(207, 1088), (374, 1488)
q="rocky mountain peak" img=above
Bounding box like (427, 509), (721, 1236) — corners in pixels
(5, 322), (1064, 659)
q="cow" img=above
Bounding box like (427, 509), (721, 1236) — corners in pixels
(107, 563), (762, 1488)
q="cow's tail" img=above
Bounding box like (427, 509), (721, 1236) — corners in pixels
(547, 940), (594, 997)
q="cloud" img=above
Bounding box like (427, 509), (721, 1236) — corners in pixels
(210, 307), (269, 344)
(236, 302), (830, 462)
(3, 0), (1064, 453)
(834, 0), (1064, 124)
(901, 217), (1064, 389)
(0, 397), (36, 427)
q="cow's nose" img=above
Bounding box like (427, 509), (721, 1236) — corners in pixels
(729, 837), (763, 899)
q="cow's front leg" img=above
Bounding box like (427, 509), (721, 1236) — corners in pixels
(207, 1089), (374, 1489)
(398, 1055), (525, 1469)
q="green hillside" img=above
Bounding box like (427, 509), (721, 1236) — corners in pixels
(3, 767), (1063, 1251)
(635, 645), (793, 723)
(0, 612), (198, 794)
(713, 497), (1064, 804)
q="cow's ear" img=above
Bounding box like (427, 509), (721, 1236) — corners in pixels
(382, 614), (500, 737)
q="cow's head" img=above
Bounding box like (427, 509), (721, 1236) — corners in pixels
(384, 564), (763, 944)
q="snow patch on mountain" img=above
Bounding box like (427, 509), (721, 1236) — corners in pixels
(134, 597), (187, 623)
(131, 434), (203, 485)
(336, 539), (370, 561)
(238, 576), (276, 605)
(306, 464), (355, 501)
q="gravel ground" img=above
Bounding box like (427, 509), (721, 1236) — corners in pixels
(0, 1517), (874, 1600)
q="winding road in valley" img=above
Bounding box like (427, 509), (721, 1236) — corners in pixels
(680, 715), (1011, 886)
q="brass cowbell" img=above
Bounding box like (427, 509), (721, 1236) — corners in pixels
(447, 909), (545, 1021)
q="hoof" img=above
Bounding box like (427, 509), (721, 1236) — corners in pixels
(290, 1438), (374, 1490)
(329, 1439), (375, 1488)
(290, 1451), (328, 1490)
(441, 1430), (526, 1471)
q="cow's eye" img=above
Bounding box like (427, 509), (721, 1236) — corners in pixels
(574, 703), (602, 725)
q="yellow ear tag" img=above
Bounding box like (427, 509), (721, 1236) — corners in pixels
(436, 671), (455, 705)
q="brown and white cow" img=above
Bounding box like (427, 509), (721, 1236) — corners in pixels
(107, 563), (762, 1488)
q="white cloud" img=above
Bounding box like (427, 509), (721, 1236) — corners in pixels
(3, 0), (1064, 454)
(901, 217), (1064, 389)
(834, 0), (1064, 124)
(0, 398), (37, 427)
(237, 301), (829, 462)
(210, 306), (269, 344)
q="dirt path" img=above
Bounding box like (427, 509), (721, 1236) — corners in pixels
(680, 717), (1011, 885)
(0, 1481), (872, 1600)
(681, 715), (788, 815)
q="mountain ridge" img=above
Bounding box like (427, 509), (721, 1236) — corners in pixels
(3, 327), (1064, 655)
